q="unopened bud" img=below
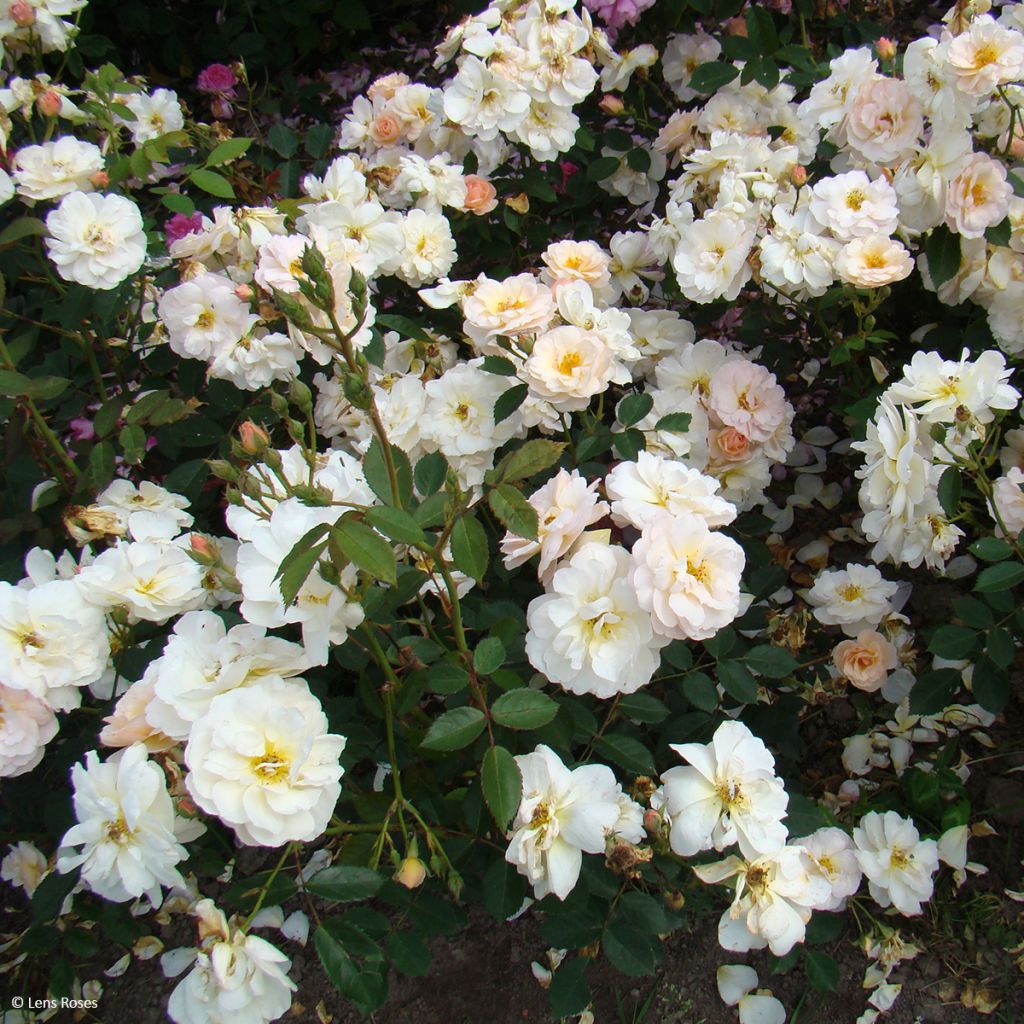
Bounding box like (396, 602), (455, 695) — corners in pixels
(37, 90), (62, 118)
(725, 15), (747, 36)
(396, 857), (427, 889)
(10, 0), (35, 26)
(90, 170), (110, 190)
(207, 459), (239, 482)
(643, 809), (662, 834)
(342, 372), (373, 411)
(269, 392), (289, 417)
(238, 420), (269, 455)
(876, 36), (896, 60)
(663, 890), (685, 911)
(189, 533), (218, 562)
(792, 165), (808, 188)
(863, 314), (876, 331)
(598, 93), (624, 115)
(234, 283), (253, 302)
(288, 378), (312, 412)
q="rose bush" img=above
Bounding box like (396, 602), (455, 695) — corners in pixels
(0, 0), (1022, 1021)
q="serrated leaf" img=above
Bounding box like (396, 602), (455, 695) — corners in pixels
(969, 537), (1013, 562)
(189, 168), (235, 199)
(482, 858), (527, 921)
(927, 624), (977, 660)
(975, 561), (1024, 592)
(306, 866), (385, 902)
(494, 439), (566, 483)
(0, 217), (48, 247)
(482, 745), (521, 829)
(90, 442), (116, 489)
(593, 732), (655, 775)
(414, 451), (448, 496)
(450, 513), (488, 581)
(925, 224), (962, 289)
(654, 412), (692, 433)
(331, 516), (397, 584)
(602, 922), (659, 977)
(267, 123), (298, 157)
(618, 392), (654, 426)
(491, 689), (559, 729)
(493, 383), (528, 424)
(363, 505), (426, 546)
(388, 929), (430, 976)
(626, 147), (651, 173)
(363, 438), (413, 508)
(314, 926), (385, 1012)
(421, 706), (486, 751)
(682, 671), (719, 712)
(488, 483), (538, 541)
(585, 155), (621, 181)
(744, 645), (799, 678)
(617, 692), (669, 723)
(937, 465), (962, 517)
(275, 523), (331, 605)
(908, 668), (961, 715)
(985, 625), (1014, 669)
(688, 61), (740, 93)
(973, 655), (1009, 712)
(717, 660), (758, 704)
(206, 137), (252, 165)
(474, 636), (506, 675)
(375, 313), (433, 343)
(481, 355), (518, 376)
(548, 959), (590, 1018)
(805, 949), (839, 992)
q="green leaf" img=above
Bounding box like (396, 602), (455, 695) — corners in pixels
(927, 624), (977, 660)
(937, 465), (962, 517)
(972, 655), (1009, 713)
(618, 392), (654, 426)
(363, 438), (413, 508)
(626, 147), (651, 173)
(0, 217), (48, 247)
(969, 537), (1013, 562)
(953, 596), (994, 629)
(267, 123), (299, 157)
(805, 949), (839, 992)
(616, 891), (670, 936)
(90, 442), (116, 489)
(189, 168), (235, 199)
(745, 5), (779, 53)
(482, 858), (527, 921)
(24, 376), (70, 401)
(118, 423), (147, 464)
(925, 224), (962, 289)
(314, 925), (386, 1013)
(744, 644), (799, 678)
(602, 922), (659, 977)
(614, 428), (645, 461)
(488, 483), (539, 541)
(363, 505), (426, 546)
(0, 369), (33, 396)
(491, 689), (559, 730)
(985, 217), (1011, 247)
(494, 439), (565, 483)
(593, 732), (655, 775)
(805, 912), (845, 945)
(275, 523), (331, 605)
(493, 383), (528, 424)
(985, 625), (1014, 669)
(124, 389), (171, 424)
(388, 929), (430, 976)
(975, 561), (1024, 592)
(428, 658), (470, 694)
(375, 314), (433, 343)
(414, 451), (448, 496)
(450, 513), (488, 581)
(304, 124), (335, 159)
(654, 412), (693, 433)
(717, 660), (758, 704)
(682, 671), (719, 712)
(548, 959), (590, 1018)
(481, 355), (518, 376)
(32, 871), (79, 922)
(306, 866), (385, 902)
(618, 692), (669, 723)
(482, 745), (522, 829)
(331, 516), (397, 584)
(908, 668), (961, 715)
(585, 155), (621, 182)
(688, 61), (740, 93)
(474, 636), (506, 675)
(421, 707), (487, 751)
(206, 137), (252, 165)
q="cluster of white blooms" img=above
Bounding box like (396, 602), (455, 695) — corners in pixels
(852, 349), (1019, 567)
(658, 722), (950, 959)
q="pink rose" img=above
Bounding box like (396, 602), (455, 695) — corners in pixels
(833, 630), (898, 692)
(197, 63), (238, 97)
(463, 174), (498, 215)
(164, 212), (204, 245)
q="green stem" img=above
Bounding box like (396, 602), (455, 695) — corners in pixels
(244, 843), (293, 929)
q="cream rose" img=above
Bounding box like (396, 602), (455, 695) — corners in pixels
(832, 630), (898, 692)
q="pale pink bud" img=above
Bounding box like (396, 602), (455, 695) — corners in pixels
(876, 36), (896, 60)
(90, 170), (110, 189)
(238, 420), (269, 455)
(598, 94), (625, 115)
(234, 283), (254, 301)
(36, 90), (62, 118)
(10, 1), (35, 27)
(792, 165), (808, 187)
(725, 15), (747, 36)
(189, 533), (217, 561)
(643, 809), (661, 833)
